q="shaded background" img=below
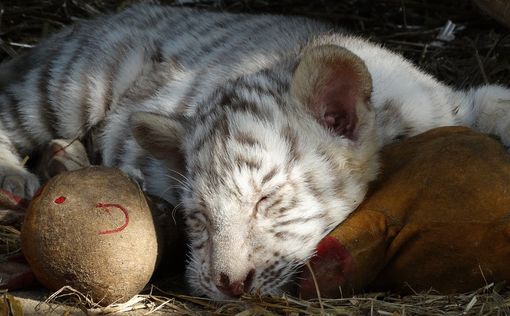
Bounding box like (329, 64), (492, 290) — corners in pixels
(1, 0), (510, 89)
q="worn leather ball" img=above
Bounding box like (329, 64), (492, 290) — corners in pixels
(21, 167), (159, 305)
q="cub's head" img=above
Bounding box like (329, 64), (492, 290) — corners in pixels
(130, 45), (379, 299)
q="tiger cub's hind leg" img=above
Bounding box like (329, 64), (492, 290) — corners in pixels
(0, 132), (40, 200)
(0, 136), (92, 200)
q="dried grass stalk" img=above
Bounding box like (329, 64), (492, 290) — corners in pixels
(0, 225), (20, 260)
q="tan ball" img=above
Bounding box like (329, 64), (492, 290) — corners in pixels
(21, 167), (159, 306)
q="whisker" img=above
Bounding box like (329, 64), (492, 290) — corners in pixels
(164, 174), (192, 190)
(160, 168), (190, 188)
(168, 168), (192, 184)
(159, 184), (191, 204)
(171, 202), (183, 223)
(167, 185), (192, 192)
(165, 168), (192, 186)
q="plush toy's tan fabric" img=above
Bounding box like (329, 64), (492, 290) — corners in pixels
(474, 0), (510, 29)
(300, 126), (510, 298)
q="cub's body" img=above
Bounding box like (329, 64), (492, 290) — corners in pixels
(1, 4), (509, 298)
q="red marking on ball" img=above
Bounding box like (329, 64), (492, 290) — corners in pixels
(54, 196), (66, 204)
(96, 203), (129, 235)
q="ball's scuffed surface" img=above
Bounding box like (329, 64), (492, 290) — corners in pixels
(21, 167), (158, 305)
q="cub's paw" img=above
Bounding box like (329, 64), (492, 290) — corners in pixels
(36, 139), (90, 180)
(473, 85), (510, 147)
(0, 165), (40, 200)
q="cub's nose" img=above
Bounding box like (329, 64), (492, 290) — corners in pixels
(215, 269), (255, 297)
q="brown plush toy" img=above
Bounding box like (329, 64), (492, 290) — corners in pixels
(473, 0), (510, 29)
(300, 126), (510, 298)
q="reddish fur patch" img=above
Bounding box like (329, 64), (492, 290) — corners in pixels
(299, 236), (353, 298)
(0, 188), (30, 208)
(51, 144), (65, 157)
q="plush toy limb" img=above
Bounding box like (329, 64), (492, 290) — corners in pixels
(299, 209), (391, 298)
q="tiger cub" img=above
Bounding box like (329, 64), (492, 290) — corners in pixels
(1, 4), (509, 299)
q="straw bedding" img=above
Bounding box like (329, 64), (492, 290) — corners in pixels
(1, 0), (509, 314)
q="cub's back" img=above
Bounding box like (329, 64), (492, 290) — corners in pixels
(0, 4), (332, 152)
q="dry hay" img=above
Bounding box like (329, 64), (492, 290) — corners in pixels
(0, 225), (20, 260)
(1, 0), (510, 315)
(21, 283), (510, 315)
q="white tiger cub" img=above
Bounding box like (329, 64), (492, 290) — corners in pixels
(1, 4), (509, 299)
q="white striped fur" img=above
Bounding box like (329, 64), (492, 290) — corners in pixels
(1, 4), (509, 299)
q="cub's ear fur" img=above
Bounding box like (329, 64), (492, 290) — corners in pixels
(129, 111), (187, 160)
(291, 44), (373, 140)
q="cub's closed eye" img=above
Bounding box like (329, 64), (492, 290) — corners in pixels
(254, 193), (275, 217)
(259, 195), (270, 202)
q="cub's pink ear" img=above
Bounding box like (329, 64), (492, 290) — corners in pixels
(291, 45), (373, 140)
(129, 112), (187, 160)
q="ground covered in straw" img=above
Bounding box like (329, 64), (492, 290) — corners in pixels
(1, 0), (510, 314)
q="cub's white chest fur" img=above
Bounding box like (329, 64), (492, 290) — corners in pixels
(0, 4), (509, 300)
